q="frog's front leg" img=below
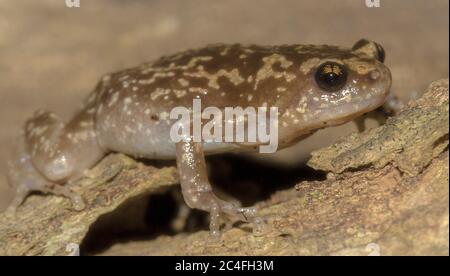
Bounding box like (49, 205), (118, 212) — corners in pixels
(175, 138), (264, 237)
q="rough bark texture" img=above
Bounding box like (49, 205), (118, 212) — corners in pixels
(0, 156), (178, 256)
(0, 79), (448, 256)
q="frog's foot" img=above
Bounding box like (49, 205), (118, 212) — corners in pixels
(42, 184), (85, 211)
(5, 181), (31, 217)
(189, 192), (265, 238)
(6, 152), (50, 215)
(214, 203), (266, 237)
(7, 164), (85, 214)
(382, 92), (405, 115)
(6, 136), (85, 214)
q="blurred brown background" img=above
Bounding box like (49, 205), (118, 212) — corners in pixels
(0, 0), (448, 210)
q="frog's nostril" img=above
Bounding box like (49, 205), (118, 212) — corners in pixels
(369, 69), (381, 81)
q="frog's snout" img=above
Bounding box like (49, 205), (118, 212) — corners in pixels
(368, 60), (391, 91)
(379, 64), (392, 96)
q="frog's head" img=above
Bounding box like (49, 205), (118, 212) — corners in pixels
(280, 39), (392, 143)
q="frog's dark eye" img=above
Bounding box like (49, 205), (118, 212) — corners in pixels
(374, 42), (385, 63)
(314, 62), (348, 92)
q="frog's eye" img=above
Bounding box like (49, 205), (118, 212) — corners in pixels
(314, 62), (348, 92)
(373, 42), (385, 63)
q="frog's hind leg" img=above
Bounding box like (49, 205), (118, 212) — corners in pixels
(6, 134), (83, 213)
(7, 108), (105, 212)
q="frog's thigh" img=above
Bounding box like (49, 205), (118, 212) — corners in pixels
(24, 109), (103, 182)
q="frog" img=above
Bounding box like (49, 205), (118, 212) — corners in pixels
(7, 39), (391, 237)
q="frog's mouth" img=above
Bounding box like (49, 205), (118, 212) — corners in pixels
(318, 93), (389, 127)
(280, 88), (390, 146)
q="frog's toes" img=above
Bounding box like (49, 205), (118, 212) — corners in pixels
(45, 184), (86, 211)
(208, 198), (266, 238)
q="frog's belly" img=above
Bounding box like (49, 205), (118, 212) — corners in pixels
(95, 119), (241, 159)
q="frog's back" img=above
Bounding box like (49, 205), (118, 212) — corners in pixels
(86, 44), (305, 158)
(93, 43), (353, 110)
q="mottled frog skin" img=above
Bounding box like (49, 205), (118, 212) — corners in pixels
(7, 39), (391, 237)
